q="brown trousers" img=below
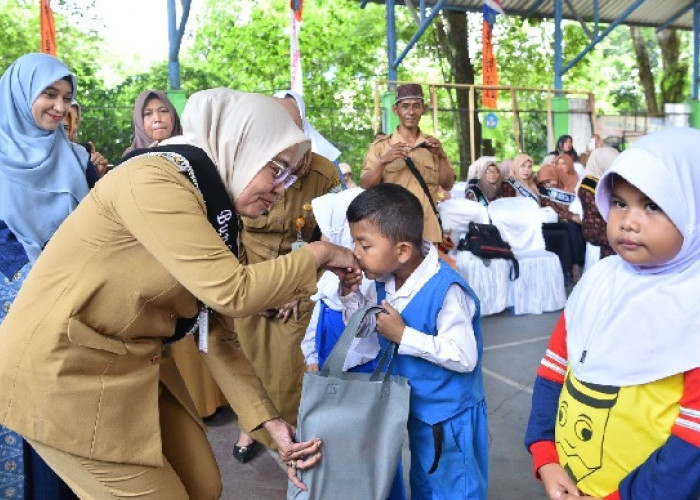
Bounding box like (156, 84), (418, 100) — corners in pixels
(27, 384), (221, 499)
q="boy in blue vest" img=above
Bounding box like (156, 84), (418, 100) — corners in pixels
(340, 183), (488, 499)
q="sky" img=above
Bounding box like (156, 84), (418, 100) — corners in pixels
(55, 0), (205, 85)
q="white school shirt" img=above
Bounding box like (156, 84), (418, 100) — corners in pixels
(340, 243), (477, 373)
(301, 271), (376, 367)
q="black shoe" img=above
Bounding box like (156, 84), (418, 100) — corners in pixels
(232, 441), (259, 463)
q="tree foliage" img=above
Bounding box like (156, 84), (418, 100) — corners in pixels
(0, 0), (696, 169)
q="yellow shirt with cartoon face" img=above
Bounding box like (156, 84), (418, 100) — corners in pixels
(556, 370), (683, 497)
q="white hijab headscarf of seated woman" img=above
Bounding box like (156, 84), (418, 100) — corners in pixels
(566, 127), (700, 386)
(160, 88), (311, 202)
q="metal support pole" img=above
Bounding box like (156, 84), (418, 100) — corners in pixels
(554, 0), (563, 90)
(393, 0), (447, 69)
(562, 0), (646, 75)
(167, 0), (191, 90)
(387, 0), (397, 86)
(593, 0), (599, 37)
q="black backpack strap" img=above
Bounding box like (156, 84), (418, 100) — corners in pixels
(405, 157), (442, 226)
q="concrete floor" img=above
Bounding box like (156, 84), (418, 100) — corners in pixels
(206, 308), (560, 499)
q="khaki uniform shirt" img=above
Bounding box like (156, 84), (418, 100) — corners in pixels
(0, 155), (318, 466)
(235, 153), (341, 446)
(363, 129), (443, 243)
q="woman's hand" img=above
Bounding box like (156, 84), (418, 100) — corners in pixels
(276, 299), (300, 322)
(262, 418), (322, 491)
(89, 142), (109, 177)
(539, 463), (580, 499)
(306, 363), (319, 372)
(306, 241), (359, 279)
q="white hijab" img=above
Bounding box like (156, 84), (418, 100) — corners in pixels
(312, 187), (364, 249)
(566, 127), (700, 386)
(273, 89), (341, 162)
(311, 187), (365, 309)
(161, 89), (310, 202)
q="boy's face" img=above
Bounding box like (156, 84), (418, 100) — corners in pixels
(393, 98), (425, 129)
(349, 220), (401, 280)
(607, 177), (683, 267)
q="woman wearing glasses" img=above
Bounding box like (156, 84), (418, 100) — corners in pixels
(231, 90), (342, 463)
(0, 89), (358, 499)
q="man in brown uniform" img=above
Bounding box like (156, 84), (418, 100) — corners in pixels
(361, 84), (455, 244)
(233, 93), (342, 461)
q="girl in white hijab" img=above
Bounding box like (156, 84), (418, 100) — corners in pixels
(526, 127), (700, 499)
(301, 187), (368, 370)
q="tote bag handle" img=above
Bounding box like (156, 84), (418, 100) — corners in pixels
(321, 305), (392, 378)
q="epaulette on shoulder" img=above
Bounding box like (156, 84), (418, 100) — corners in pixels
(580, 175), (598, 194)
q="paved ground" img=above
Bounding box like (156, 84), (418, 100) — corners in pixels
(206, 308), (560, 499)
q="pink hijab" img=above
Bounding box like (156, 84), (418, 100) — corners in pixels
(554, 154), (579, 192)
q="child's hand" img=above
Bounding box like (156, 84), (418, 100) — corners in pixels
(339, 268), (362, 295)
(538, 463), (580, 499)
(306, 363), (319, 372)
(375, 300), (405, 344)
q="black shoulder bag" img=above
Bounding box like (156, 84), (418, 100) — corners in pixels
(457, 222), (519, 280)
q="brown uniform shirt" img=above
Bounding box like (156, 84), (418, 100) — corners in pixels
(240, 152), (341, 264)
(363, 129), (443, 243)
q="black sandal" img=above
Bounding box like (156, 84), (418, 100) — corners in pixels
(232, 440), (259, 463)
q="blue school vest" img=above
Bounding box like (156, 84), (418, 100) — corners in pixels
(377, 261), (484, 425)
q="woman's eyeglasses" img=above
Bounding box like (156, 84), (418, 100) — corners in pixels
(269, 159), (297, 189)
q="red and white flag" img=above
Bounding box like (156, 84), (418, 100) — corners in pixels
(482, 0), (504, 109)
(290, 0), (304, 95)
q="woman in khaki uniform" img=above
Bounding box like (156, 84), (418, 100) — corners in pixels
(232, 90), (342, 461)
(0, 89), (358, 499)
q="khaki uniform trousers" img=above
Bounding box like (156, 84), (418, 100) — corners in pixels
(27, 384), (221, 499)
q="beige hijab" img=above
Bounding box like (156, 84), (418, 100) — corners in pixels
(162, 88), (311, 201)
(584, 146), (619, 179)
(509, 153), (540, 198)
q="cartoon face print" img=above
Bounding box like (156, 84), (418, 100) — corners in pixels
(555, 373), (620, 483)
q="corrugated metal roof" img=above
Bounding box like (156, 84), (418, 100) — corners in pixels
(360, 1), (694, 30)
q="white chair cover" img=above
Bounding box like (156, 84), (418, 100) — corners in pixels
(450, 181), (468, 200)
(488, 198), (545, 254)
(487, 198), (567, 315)
(453, 251), (512, 316)
(440, 198), (508, 316)
(540, 206), (558, 223)
(438, 198), (489, 238)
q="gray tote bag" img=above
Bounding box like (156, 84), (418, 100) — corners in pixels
(287, 305), (410, 500)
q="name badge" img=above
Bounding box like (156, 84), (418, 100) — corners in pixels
(198, 305), (209, 353)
